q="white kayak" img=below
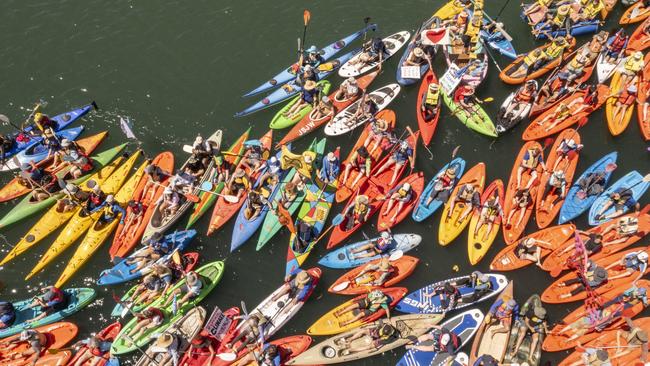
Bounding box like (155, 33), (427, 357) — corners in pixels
(338, 31), (411, 77)
(596, 36), (626, 83)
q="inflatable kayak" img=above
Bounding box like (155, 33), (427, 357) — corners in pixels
(338, 31), (411, 77)
(5, 126), (85, 171)
(469, 281), (514, 364)
(318, 233), (422, 269)
(442, 89), (497, 137)
(499, 37), (576, 84)
(328, 255), (419, 295)
(588, 170), (650, 225)
(416, 71), (442, 145)
(503, 294), (544, 365)
(620, 1), (650, 24)
(627, 16), (650, 53)
(267, 80), (333, 129)
(533, 19), (599, 40)
(377, 172), (424, 231)
(66, 322), (121, 366)
(467, 179), (504, 265)
(177, 307), (240, 366)
(638, 56), (650, 140)
(496, 81), (537, 135)
(412, 157), (466, 222)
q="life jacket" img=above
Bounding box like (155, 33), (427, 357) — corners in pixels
(435, 330), (460, 351)
(523, 51), (542, 66)
(458, 185), (474, 201)
(610, 35), (627, 51)
(516, 87), (535, 102)
(233, 176), (250, 189)
(397, 187), (410, 198)
(366, 293), (389, 312)
(521, 150), (539, 169)
(584, 1), (603, 17)
(354, 202), (369, 217)
(544, 42), (566, 59)
(551, 12), (568, 27)
(624, 57), (644, 74)
(485, 199), (500, 215)
(425, 87), (440, 107)
(88, 192), (105, 206)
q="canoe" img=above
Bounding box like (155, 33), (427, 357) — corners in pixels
(532, 19), (600, 39)
(620, 1), (650, 24)
(469, 281), (514, 364)
(412, 158), (466, 222)
(627, 17), (650, 53)
(307, 287), (406, 336)
(489, 224), (575, 272)
(377, 172), (424, 231)
(541, 246), (650, 303)
(65, 322), (121, 366)
(596, 35), (628, 83)
(54, 157), (148, 287)
(442, 89), (497, 137)
(5, 126), (85, 171)
(324, 84), (401, 136)
(286, 314), (443, 365)
(0, 322), (77, 366)
(502, 141), (544, 245)
(177, 307), (240, 366)
(499, 37), (576, 84)
(543, 280), (650, 352)
(638, 57), (650, 140)
(558, 151), (618, 224)
(467, 179), (504, 265)
(144, 130), (221, 240)
(396, 309), (484, 366)
(0, 288), (95, 339)
(328, 255), (419, 295)
(278, 71), (378, 146)
(207, 130), (272, 236)
(318, 233), (422, 269)
(503, 295), (544, 365)
(0, 131), (107, 203)
(535, 129), (581, 229)
(522, 84), (609, 141)
(0, 143), (127, 230)
(395, 17), (440, 86)
(134, 307), (206, 366)
(396, 273), (508, 314)
(334, 110), (396, 203)
(606, 60), (640, 136)
(233, 336), (312, 366)
(439, 162), (486, 245)
(338, 31), (411, 77)
(25, 150), (142, 281)
(269, 80), (333, 129)
(416, 71), (441, 145)
(588, 170), (650, 225)
(241, 24), (377, 98)
(97, 229), (196, 286)
(496, 81), (537, 135)
(480, 19), (517, 59)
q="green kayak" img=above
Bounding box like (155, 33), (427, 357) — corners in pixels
(269, 80), (331, 130)
(256, 138), (324, 250)
(110, 260), (225, 355)
(0, 143), (127, 229)
(442, 91), (497, 137)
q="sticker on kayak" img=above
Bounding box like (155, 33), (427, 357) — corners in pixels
(262, 98), (270, 105)
(332, 40), (346, 50)
(269, 79), (277, 86)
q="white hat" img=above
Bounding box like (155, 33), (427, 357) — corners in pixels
(402, 182), (411, 191)
(327, 152), (336, 161)
(380, 231), (390, 239)
(638, 252), (649, 262)
(440, 333), (451, 345)
(61, 139), (71, 147)
(106, 195), (115, 203)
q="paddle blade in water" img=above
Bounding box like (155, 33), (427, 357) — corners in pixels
(332, 281), (350, 292)
(303, 9), (311, 25)
(389, 250), (404, 261)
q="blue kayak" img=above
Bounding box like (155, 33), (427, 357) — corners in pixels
(318, 233), (421, 269)
(397, 309), (484, 366)
(235, 50), (358, 117)
(588, 171), (650, 226)
(7, 126), (85, 170)
(0, 288), (96, 338)
(533, 19), (599, 39)
(559, 152), (618, 224)
(480, 19), (517, 59)
(242, 24), (377, 97)
(96, 230), (197, 286)
(395, 16), (440, 86)
(412, 158), (466, 222)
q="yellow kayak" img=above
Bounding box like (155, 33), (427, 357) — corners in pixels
(433, 0), (463, 19)
(467, 179), (504, 265)
(606, 67), (636, 136)
(55, 158), (147, 287)
(26, 150), (141, 280)
(438, 163), (486, 246)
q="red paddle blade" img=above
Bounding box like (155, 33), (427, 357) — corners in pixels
(543, 137), (554, 148)
(303, 10), (311, 25)
(577, 116), (588, 128)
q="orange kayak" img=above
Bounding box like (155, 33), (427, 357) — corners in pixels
(0, 322), (77, 366)
(467, 179), (504, 265)
(620, 1), (650, 24)
(0, 131), (107, 203)
(541, 246), (650, 303)
(489, 224), (575, 272)
(638, 54), (650, 140)
(416, 70), (441, 145)
(328, 255), (419, 296)
(335, 110), (396, 203)
(544, 280), (650, 352)
(499, 37), (576, 85)
(377, 172), (424, 231)
(233, 335), (312, 366)
(626, 16), (650, 53)
(65, 322), (121, 366)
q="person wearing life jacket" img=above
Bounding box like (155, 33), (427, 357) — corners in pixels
(425, 281), (462, 312)
(318, 151), (340, 185)
(606, 250), (648, 281)
(446, 182), (480, 223)
(473, 189), (503, 240)
(539, 170), (568, 210)
(587, 31), (609, 57)
(453, 83), (477, 112)
(295, 64), (319, 88)
(342, 146), (372, 189)
(510, 49), (545, 79)
(511, 305), (548, 361)
(553, 138), (583, 171)
(292, 219), (316, 254)
(350, 231), (396, 260)
(542, 36), (570, 64)
(542, 6), (570, 32)
(18, 162), (49, 198)
(612, 80), (639, 123)
(225, 312), (270, 354)
(290, 152), (315, 185)
(558, 260), (609, 299)
(191, 134), (214, 168)
(604, 29), (629, 64)
(162, 270), (204, 310)
(364, 116), (392, 155)
(575, 0), (604, 21)
(145, 332), (180, 366)
(595, 187), (641, 222)
(382, 181), (413, 223)
(577, 169), (608, 198)
(374, 139), (415, 186)
(59, 138), (93, 179)
(454, 271), (493, 302)
(505, 187), (534, 229)
(277, 181), (298, 210)
(405, 326), (460, 356)
(565, 50), (592, 85)
(601, 215), (640, 245)
(502, 80), (538, 120)
(343, 194), (371, 229)
(612, 317), (650, 363)
(350, 36), (387, 72)
(350, 93), (379, 126)
(485, 297), (520, 335)
(336, 322), (399, 356)
(421, 82), (441, 123)
(156, 183), (183, 218)
(128, 273), (166, 307)
(126, 232), (171, 273)
(403, 45), (431, 67)
(140, 161), (170, 202)
(225, 168), (250, 201)
(335, 289), (392, 327)
(335, 77), (360, 101)
(311, 94), (333, 120)
(127, 307), (166, 341)
(298, 45), (324, 69)
(354, 256), (394, 287)
(186, 331), (216, 366)
(241, 143), (266, 174)
(26, 286), (68, 323)
(516, 146), (545, 190)
(603, 284), (649, 309)
(515, 236), (554, 266)
(0, 301), (15, 330)
(244, 187), (271, 221)
(89, 194), (126, 228)
(2, 328), (48, 363)
(71, 333), (114, 366)
(32, 112), (58, 132)
(425, 164), (460, 206)
(271, 270), (316, 307)
(621, 51), (645, 86)
(257, 155), (282, 190)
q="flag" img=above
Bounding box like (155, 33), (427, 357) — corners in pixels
(119, 117), (137, 140)
(420, 28), (450, 46)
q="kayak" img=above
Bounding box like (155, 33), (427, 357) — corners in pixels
(97, 229), (196, 286)
(3, 350), (71, 366)
(65, 322), (121, 366)
(467, 179), (504, 265)
(377, 172), (424, 231)
(532, 19), (599, 39)
(639, 58), (650, 140)
(439, 162), (486, 245)
(496, 82), (537, 135)
(324, 84), (401, 136)
(144, 130), (221, 241)
(318, 233), (422, 269)
(338, 31), (411, 77)
(489, 224), (576, 272)
(242, 24), (377, 97)
(4, 126), (85, 171)
(433, 0), (464, 19)
(268, 80), (333, 129)
(334, 110), (396, 203)
(541, 210), (650, 274)
(469, 281), (514, 364)
(306, 287), (406, 336)
(588, 170), (650, 225)
(54, 157), (148, 287)
(233, 336), (312, 366)
(443, 45), (489, 85)
(523, 84), (610, 141)
(0, 288), (95, 339)
(396, 309), (484, 366)
(541, 246), (650, 303)
(111, 151), (175, 260)
(207, 130), (272, 236)
(177, 307), (240, 366)
(627, 17), (650, 53)
(396, 273), (508, 314)
(0, 143), (127, 230)
(0, 131), (107, 203)
(620, 1), (650, 24)
(25, 150), (142, 281)
(503, 294), (544, 365)
(606, 59), (640, 136)
(412, 157), (466, 222)
(480, 19), (517, 59)
(285, 314), (443, 365)
(278, 71), (378, 146)
(416, 71), (441, 145)
(502, 141), (544, 245)
(558, 151), (618, 224)
(328, 255), (419, 295)
(395, 17), (440, 86)
(499, 37), (576, 84)
(134, 307), (206, 366)
(442, 87), (497, 137)
(596, 35), (628, 83)
(0, 145), (126, 267)
(535, 129), (582, 229)
(0, 322), (77, 365)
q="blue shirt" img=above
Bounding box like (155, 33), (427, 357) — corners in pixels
(319, 158), (340, 183)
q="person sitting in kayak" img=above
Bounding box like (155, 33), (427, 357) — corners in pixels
(505, 188), (534, 229)
(620, 51), (645, 87)
(237, 343), (282, 366)
(318, 151), (340, 185)
(349, 93), (379, 127)
(604, 250), (648, 282)
(594, 187), (641, 222)
(285, 80), (320, 119)
(453, 271), (493, 302)
(116, 199), (144, 242)
(89, 194), (126, 228)
(502, 81), (537, 120)
(572, 0), (603, 21)
(445, 11), (469, 35)
(334, 289), (392, 327)
(225, 168), (250, 201)
(342, 146), (372, 189)
(183, 154), (207, 179)
(543, 35), (571, 65)
(126, 307), (166, 341)
(70, 334), (113, 366)
(353, 256), (394, 287)
(601, 215), (640, 245)
(2, 329), (48, 364)
(311, 95), (334, 120)
(295, 64), (319, 89)
(554, 138), (583, 171)
(557, 260), (608, 299)
(560, 305), (621, 343)
(363, 116), (392, 155)
(612, 317), (650, 363)
(343, 194), (372, 230)
(473, 190), (503, 240)
(335, 321), (399, 356)
(382, 181), (413, 223)
(612, 81), (639, 124)
(186, 331), (216, 366)
(424, 164), (460, 206)
(140, 161), (170, 201)
(0, 301), (15, 330)
(146, 333), (180, 366)
(485, 298), (519, 335)
(602, 284), (648, 310)
(292, 219), (316, 254)
(225, 312), (270, 353)
(565, 50), (592, 85)
(18, 162), (50, 200)
(156, 185), (182, 218)
(349, 37), (387, 72)
(537, 6), (570, 35)
(56, 182), (90, 212)
(453, 84), (480, 116)
(403, 46), (432, 68)
(162, 270), (203, 310)
(241, 143), (266, 174)
(277, 181), (299, 210)
(257, 156), (281, 190)
(509, 49), (545, 79)
(244, 187), (272, 221)
(25, 286), (68, 323)
(335, 77), (361, 102)
(299, 45), (324, 68)
(59, 139), (93, 179)
(289, 152), (315, 186)
(421, 82), (441, 122)
(126, 232), (171, 273)
(516, 146), (545, 190)
(272, 269), (315, 307)
(576, 170), (608, 199)
(191, 134), (215, 168)
(424, 281), (461, 312)
(603, 29), (628, 64)
(586, 31), (608, 58)
(349, 231), (395, 260)
(515, 236), (554, 267)
(129, 270), (171, 308)
(32, 111), (58, 132)
(446, 181), (480, 223)
(539, 170), (567, 210)
(374, 139), (415, 186)
(405, 326), (460, 357)
(511, 305), (548, 361)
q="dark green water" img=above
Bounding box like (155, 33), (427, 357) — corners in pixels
(0, 0), (648, 364)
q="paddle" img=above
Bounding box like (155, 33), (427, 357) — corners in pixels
(310, 213), (344, 246)
(199, 181), (239, 203)
(479, 37), (503, 73)
(149, 180), (200, 203)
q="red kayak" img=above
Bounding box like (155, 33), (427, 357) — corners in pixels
(328, 255), (419, 295)
(178, 307), (240, 366)
(416, 70), (441, 145)
(232, 335), (312, 366)
(377, 172), (424, 231)
(65, 322), (121, 366)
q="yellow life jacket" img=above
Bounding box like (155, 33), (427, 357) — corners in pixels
(523, 51), (542, 66)
(354, 203), (369, 216)
(397, 188), (409, 198)
(234, 176), (250, 189)
(551, 12), (568, 27)
(544, 42), (565, 59)
(522, 149), (539, 169)
(624, 58), (644, 74)
(425, 87), (440, 107)
(584, 1), (603, 17)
